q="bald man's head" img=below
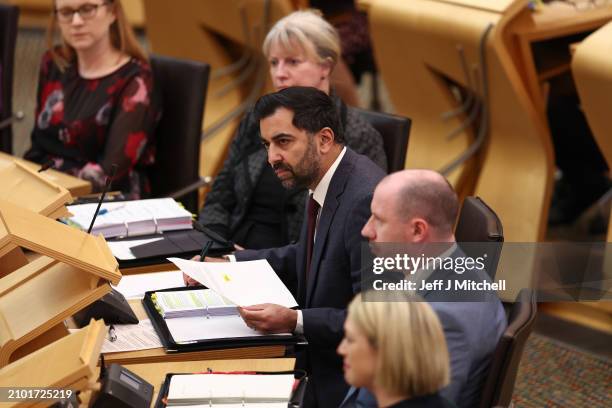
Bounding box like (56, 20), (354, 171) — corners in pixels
(381, 170), (458, 237)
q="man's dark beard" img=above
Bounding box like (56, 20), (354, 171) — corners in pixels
(272, 140), (320, 189)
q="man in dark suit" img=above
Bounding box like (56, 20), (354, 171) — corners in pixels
(340, 169), (507, 408)
(225, 86), (385, 408)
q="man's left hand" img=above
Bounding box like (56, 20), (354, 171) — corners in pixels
(238, 303), (297, 334)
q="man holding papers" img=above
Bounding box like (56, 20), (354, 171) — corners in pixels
(196, 87), (385, 408)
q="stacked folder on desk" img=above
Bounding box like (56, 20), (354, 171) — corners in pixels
(66, 198), (193, 239)
(66, 198), (236, 267)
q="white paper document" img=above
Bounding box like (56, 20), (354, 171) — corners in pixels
(168, 258), (298, 308)
(165, 314), (290, 344)
(166, 373), (294, 406)
(101, 319), (163, 353)
(112, 271), (184, 299)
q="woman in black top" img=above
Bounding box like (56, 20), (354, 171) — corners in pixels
(199, 10), (387, 250)
(338, 292), (455, 408)
(25, 0), (160, 198)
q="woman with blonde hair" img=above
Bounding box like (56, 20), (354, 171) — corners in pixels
(25, 0), (160, 198)
(197, 9), (386, 250)
(338, 292), (454, 408)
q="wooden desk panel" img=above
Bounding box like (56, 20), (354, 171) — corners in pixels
(81, 359), (296, 407)
(103, 344), (288, 365)
(0, 152), (91, 197)
(120, 262), (178, 276)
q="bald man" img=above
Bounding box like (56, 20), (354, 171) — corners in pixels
(341, 170), (507, 408)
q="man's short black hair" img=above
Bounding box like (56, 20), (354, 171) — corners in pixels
(253, 86), (345, 144)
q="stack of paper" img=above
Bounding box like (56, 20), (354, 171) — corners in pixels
(152, 289), (236, 318)
(66, 198), (193, 239)
(166, 373), (295, 407)
(100, 319), (163, 353)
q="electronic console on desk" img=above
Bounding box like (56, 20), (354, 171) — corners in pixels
(91, 360), (153, 408)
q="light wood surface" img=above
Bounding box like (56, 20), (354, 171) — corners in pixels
(362, 0), (554, 247)
(103, 342), (288, 366)
(0, 248), (27, 279)
(568, 20), (612, 329)
(120, 261), (178, 276)
(0, 200), (119, 282)
(78, 358), (296, 407)
(101, 298), (287, 365)
(0, 256), (112, 367)
(0, 320), (105, 408)
(540, 302), (612, 335)
(510, 3), (612, 114)
(0, 152), (91, 198)
(0, 202), (120, 366)
(572, 21), (612, 243)
(0, 159), (72, 219)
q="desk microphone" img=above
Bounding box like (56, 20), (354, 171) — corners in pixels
(87, 164), (118, 234)
(74, 163), (139, 327)
(37, 159), (55, 173)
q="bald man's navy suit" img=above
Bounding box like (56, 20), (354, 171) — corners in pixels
(235, 148), (385, 408)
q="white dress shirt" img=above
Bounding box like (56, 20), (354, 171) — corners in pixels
(295, 146), (347, 333)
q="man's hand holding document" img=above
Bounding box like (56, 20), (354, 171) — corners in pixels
(168, 258), (299, 334)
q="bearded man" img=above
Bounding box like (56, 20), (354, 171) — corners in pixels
(213, 86), (385, 408)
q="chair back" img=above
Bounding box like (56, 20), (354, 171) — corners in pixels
(479, 289), (537, 408)
(149, 55), (210, 213)
(353, 107), (411, 173)
(456, 196), (504, 279)
(0, 4), (19, 153)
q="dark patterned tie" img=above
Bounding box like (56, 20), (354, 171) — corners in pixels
(306, 194), (320, 277)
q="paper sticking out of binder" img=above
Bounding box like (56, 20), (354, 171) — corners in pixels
(152, 289), (237, 319)
(168, 258), (299, 308)
(66, 198), (193, 239)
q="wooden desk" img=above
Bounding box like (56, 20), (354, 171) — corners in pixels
(102, 299), (288, 365)
(120, 261), (178, 276)
(80, 358), (296, 407)
(0, 152), (91, 197)
(510, 2), (612, 113)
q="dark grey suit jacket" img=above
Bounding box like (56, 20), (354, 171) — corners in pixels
(235, 148), (385, 408)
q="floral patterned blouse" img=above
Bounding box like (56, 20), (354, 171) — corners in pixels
(24, 50), (160, 199)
